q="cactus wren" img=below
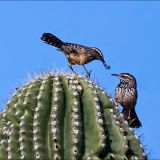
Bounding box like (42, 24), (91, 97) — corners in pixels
(41, 33), (110, 78)
(112, 73), (142, 128)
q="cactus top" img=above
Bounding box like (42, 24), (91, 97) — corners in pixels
(0, 73), (146, 160)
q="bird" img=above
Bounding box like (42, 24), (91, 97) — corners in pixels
(41, 33), (110, 78)
(111, 73), (142, 128)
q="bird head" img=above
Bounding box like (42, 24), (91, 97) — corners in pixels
(111, 73), (137, 85)
(92, 47), (110, 69)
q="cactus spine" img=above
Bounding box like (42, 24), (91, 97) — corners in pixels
(0, 73), (146, 160)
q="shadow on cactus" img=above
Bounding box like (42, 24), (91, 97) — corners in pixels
(0, 72), (147, 160)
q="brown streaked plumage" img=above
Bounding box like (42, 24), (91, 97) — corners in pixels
(41, 33), (110, 78)
(112, 73), (142, 128)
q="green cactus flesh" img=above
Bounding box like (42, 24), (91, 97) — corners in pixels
(0, 73), (146, 160)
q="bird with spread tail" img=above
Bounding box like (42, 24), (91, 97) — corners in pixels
(41, 33), (110, 78)
(112, 73), (142, 128)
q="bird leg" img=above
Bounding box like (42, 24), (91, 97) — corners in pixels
(68, 63), (77, 75)
(129, 118), (136, 125)
(83, 65), (92, 79)
(128, 110), (131, 120)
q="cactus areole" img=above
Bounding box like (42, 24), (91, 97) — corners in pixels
(0, 73), (146, 160)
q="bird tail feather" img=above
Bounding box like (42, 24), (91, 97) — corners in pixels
(122, 107), (142, 128)
(41, 33), (64, 48)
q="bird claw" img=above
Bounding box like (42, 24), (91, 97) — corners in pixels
(106, 65), (111, 69)
(114, 100), (118, 106)
(72, 71), (77, 76)
(104, 64), (110, 69)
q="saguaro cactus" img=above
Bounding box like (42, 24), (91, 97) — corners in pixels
(0, 73), (146, 160)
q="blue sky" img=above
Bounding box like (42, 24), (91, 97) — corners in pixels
(0, 1), (159, 158)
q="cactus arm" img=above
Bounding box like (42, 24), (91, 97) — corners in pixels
(19, 79), (42, 159)
(111, 103), (146, 159)
(49, 76), (65, 160)
(96, 90), (128, 157)
(103, 109), (128, 159)
(7, 124), (20, 159)
(2, 86), (28, 123)
(3, 87), (29, 160)
(78, 79), (106, 158)
(124, 127), (146, 159)
(0, 139), (8, 159)
(12, 87), (29, 121)
(61, 76), (84, 159)
(33, 77), (52, 159)
(0, 120), (10, 159)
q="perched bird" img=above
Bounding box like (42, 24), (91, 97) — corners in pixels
(112, 73), (142, 128)
(41, 33), (110, 78)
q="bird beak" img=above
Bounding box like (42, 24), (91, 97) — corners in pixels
(101, 59), (110, 69)
(111, 73), (120, 77)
